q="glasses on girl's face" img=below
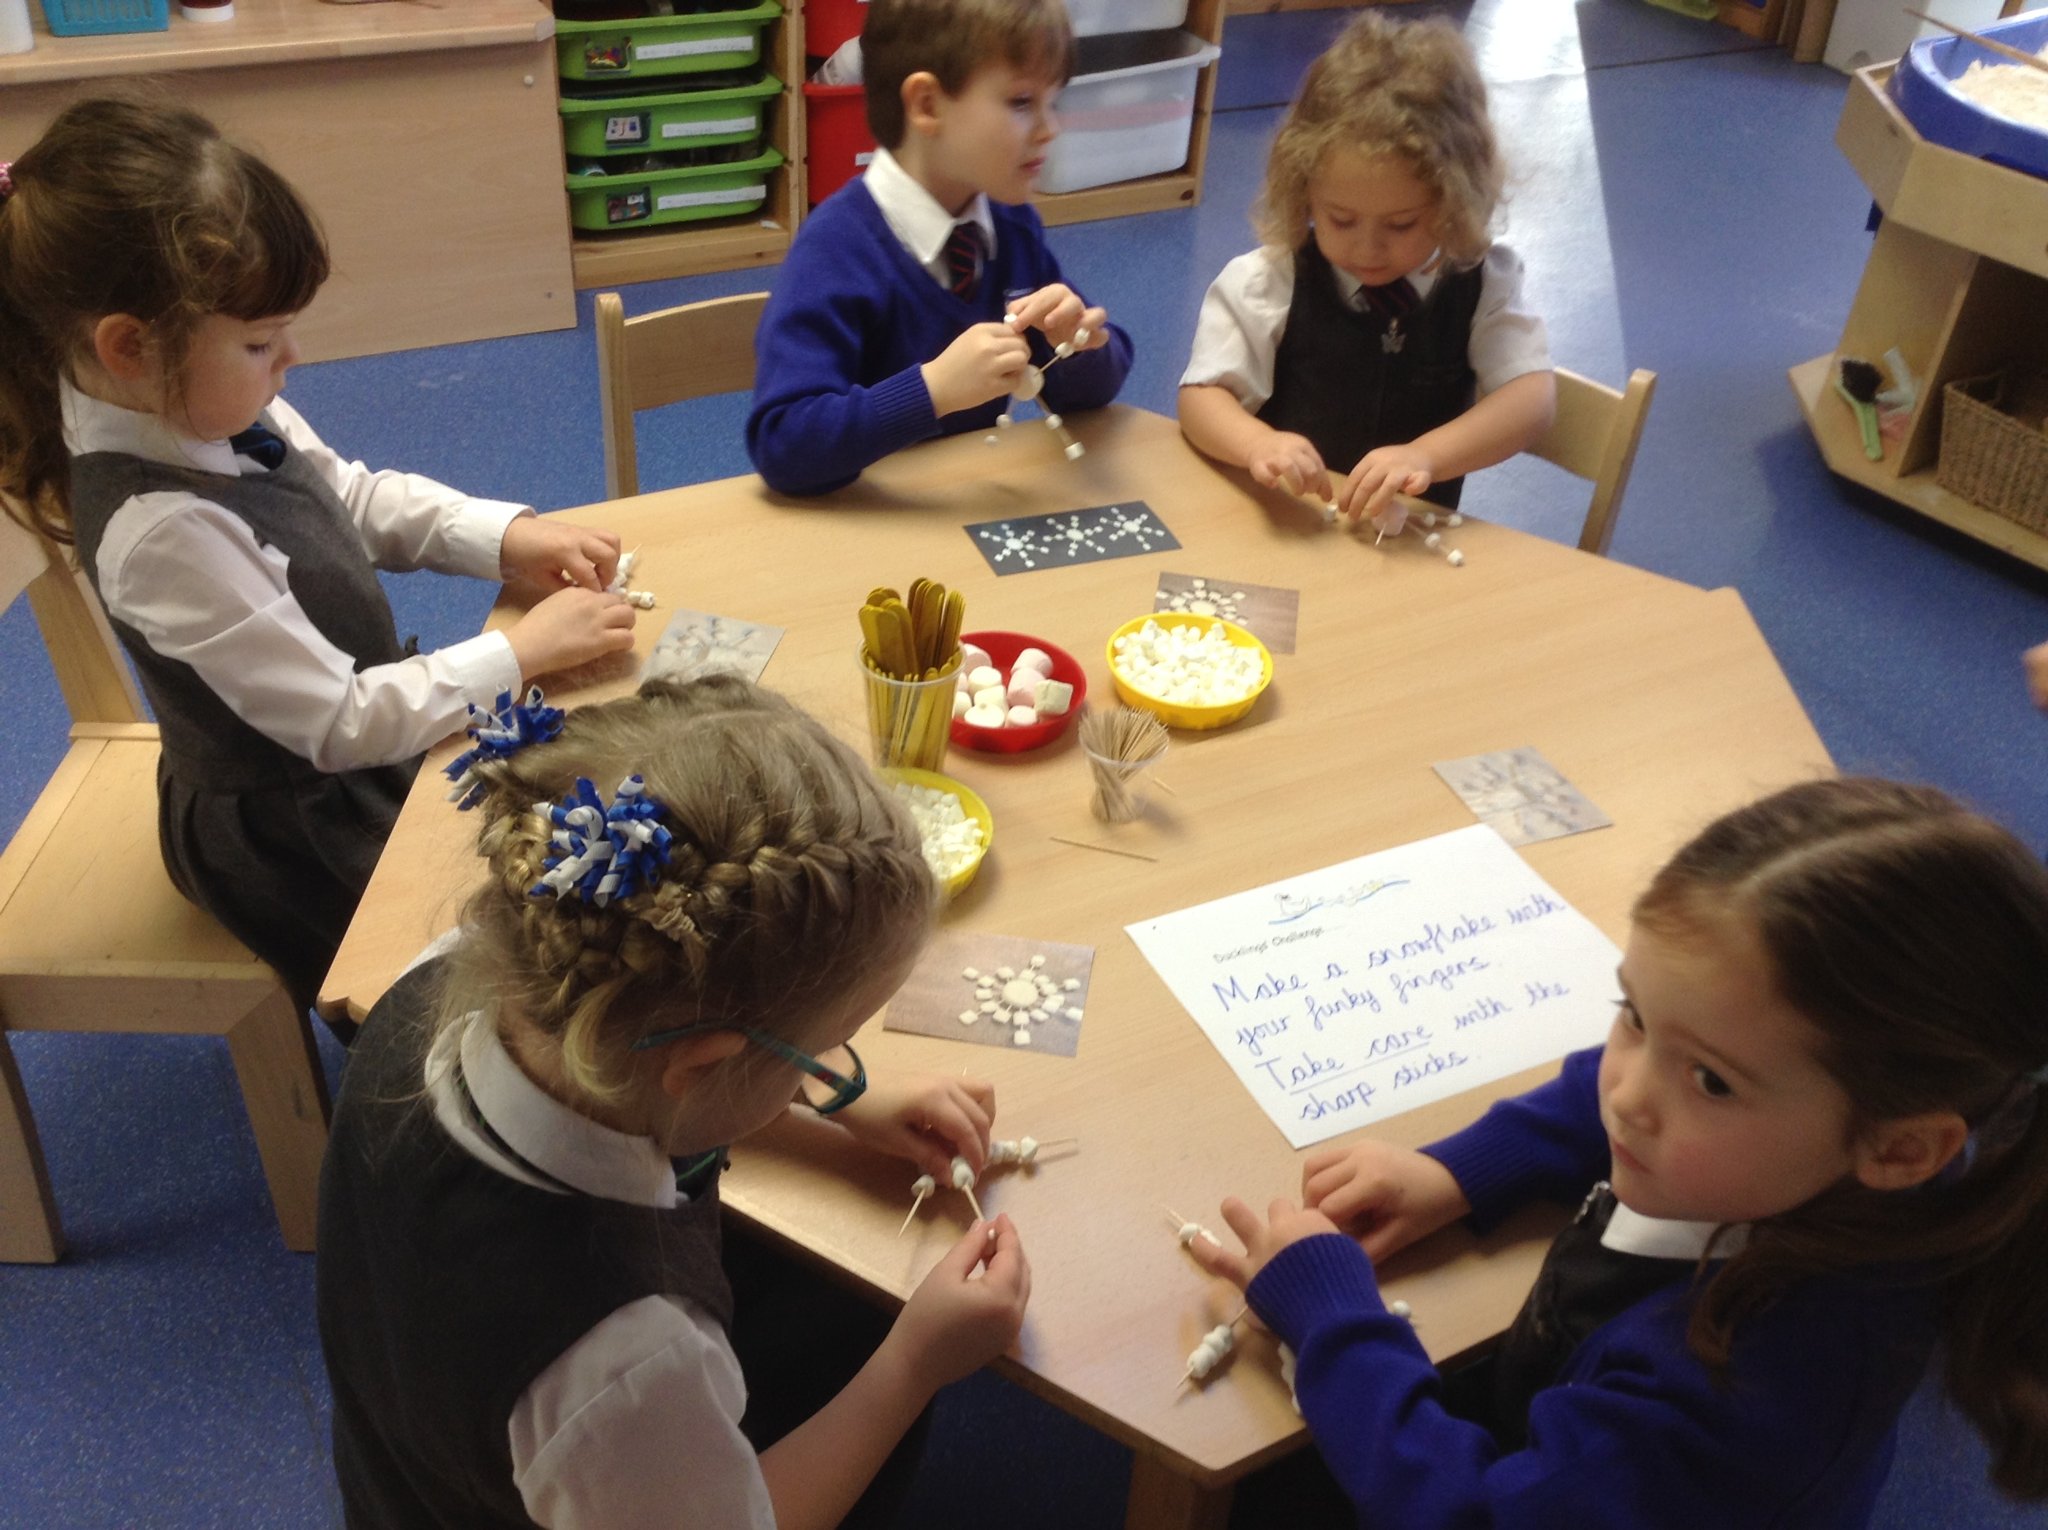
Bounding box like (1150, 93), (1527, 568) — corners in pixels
(630, 1024), (868, 1116)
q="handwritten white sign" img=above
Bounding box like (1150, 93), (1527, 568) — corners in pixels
(1125, 825), (1621, 1148)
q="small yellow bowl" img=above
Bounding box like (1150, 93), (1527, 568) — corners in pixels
(882, 767), (994, 899)
(1105, 613), (1274, 730)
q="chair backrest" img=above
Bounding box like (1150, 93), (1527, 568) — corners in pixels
(1530, 366), (1657, 559)
(595, 289), (771, 500)
(0, 508), (143, 728)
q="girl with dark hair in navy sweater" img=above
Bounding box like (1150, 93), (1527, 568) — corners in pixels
(1192, 777), (2048, 1528)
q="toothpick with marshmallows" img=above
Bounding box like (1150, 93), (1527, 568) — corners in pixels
(983, 313), (1091, 460)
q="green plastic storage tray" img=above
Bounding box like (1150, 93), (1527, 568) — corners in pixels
(560, 73), (782, 156)
(556, 3), (783, 82)
(566, 145), (785, 231)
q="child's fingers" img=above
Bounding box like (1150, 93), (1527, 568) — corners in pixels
(939, 1218), (1000, 1279)
(1004, 285), (1068, 331)
(1078, 306), (1109, 347)
(958, 1077), (996, 1117)
(1301, 1156), (1353, 1205)
(1184, 1223), (1253, 1288)
(983, 1213), (1029, 1290)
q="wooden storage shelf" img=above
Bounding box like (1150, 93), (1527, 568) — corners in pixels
(568, 4), (803, 288)
(1789, 64), (2048, 569)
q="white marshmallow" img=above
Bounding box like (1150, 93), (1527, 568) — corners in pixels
(1389, 1299), (1413, 1320)
(1446, 513), (1464, 527)
(1446, 550), (1465, 567)
(1005, 674), (1042, 707)
(1064, 441), (1085, 460)
(1013, 647), (1054, 677)
(1006, 704), (1038, 726)
(912, 1174), (936, 1195)
(1033, 678), (1074, 717)
(891, 782), (987, 881)
(1013, 368), (1044, 401)
(963, 703), (1007, 729)
(950, 1157), (977, 1190)
(1110, 619), (1264, 709)
(952, 690), (971, 719)
(973, 685), (1006, 710)
(967, 665), (1003, 691)
(961, 643), (992, 674)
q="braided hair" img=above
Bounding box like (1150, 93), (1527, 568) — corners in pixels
(434, 675), (937, 1103)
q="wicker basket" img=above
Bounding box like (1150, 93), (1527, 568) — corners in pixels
(1938, 370), (2048, 536)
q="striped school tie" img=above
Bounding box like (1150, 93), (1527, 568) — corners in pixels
(944, 221), (986, 300)
(1358, 277), (1419, 323)
(229, 422), (288, 470)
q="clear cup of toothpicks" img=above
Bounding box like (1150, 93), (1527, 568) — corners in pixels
(1080, 706), (1169, 823)
(859, 648), (961, 773)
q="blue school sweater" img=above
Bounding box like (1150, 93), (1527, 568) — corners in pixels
(745, 180), (1133, 496)
(1247, 1049), (1940, 1529)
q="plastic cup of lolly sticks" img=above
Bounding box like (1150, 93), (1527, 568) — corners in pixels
(859, 648), (961, 773)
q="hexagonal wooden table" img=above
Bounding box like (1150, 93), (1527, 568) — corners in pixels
(324, 406), (1829, 1529)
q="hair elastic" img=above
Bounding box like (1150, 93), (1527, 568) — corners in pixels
(531, 774), (673, 907)
(444, 686), (565, 810)
(0, 162), (14, 204)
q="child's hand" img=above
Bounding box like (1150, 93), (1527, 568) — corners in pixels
(830, 1074), (996, 1178)
(1185, 1196), (1342, 1291)
(2026, 640), (2048, 710)
(922, 322), (1032, 418)
(500, 515), (622, 591)
(1339, 445), (1435, 530)
(890, 1215), (1032, 1393)
(1246, 428), (1332, 504)
(1005, 285), (1109, 354)
(505, 587), (636, 679)
(1300, 1141), (1470, 1263)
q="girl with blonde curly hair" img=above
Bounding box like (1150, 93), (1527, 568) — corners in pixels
(317, 674), (1029, 1530)
(1179, 12), (1555, 529)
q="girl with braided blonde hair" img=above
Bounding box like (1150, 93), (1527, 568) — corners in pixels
(1179, 10), (1555, 531)
(317, 674), (1030, 1530)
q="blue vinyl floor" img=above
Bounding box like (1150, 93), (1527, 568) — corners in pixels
(4, 2), (2047, 1525)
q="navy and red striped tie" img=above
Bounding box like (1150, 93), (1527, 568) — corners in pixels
(1359, 276), (1418, 322)
(945, 221), (986, 300)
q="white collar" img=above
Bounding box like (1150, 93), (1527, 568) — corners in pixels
(432, 1010), (683, 1209)
(60, 376), (244, 477)
(1601, 1199), (1749, 1260)
(1328, 253), (1443, 310)
(864, 147), (997, 269)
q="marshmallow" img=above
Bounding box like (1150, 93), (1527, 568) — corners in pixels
(968, 665), (1003, 691)
(1446, 550), (1465, 567)
(1446, 513), (1464, 528)
(950, 1157), (977, 1190)
(891, 782), (987, 882)
(1064, 442), (1085, 461)
(1013, 647), (1055, 677)
(1110, 619), (1264, 709)
(1013, 368), (1044, 401)
(961, 643), (992, 674)
(1005, 673), (1042, 707)
(1389, 1299), (1413, 1320)
(1033, 678), (1073, 717)
(1018, 1136), (1038, 1163)
(1006, 704), (1038, 726)
(963, 703), (1007, 728)
(912, 1174), (936, 1196)
(952, 690), (971, 719)
(1424, 532), (1442, 551)
(973, 685), (1006, 710)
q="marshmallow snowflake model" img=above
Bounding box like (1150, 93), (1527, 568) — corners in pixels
(1155, 577), (1247, 623)
(957, 956), (1083, 1046)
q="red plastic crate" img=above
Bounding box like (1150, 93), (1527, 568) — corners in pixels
(804, 82), (875, 207)
(803, 0), (866, 56)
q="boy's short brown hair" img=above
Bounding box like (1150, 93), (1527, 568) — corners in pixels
(863, 0), (1076, 149)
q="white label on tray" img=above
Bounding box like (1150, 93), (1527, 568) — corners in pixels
(662, 115), (757, 139)
(636, 35), (750, 59)
(656, 186), (768, 210)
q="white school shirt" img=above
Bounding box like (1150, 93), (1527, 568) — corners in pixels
(1601, 1200), (1749, 1260)
(1179, 242), (1552, 413)
(414, 935), (774, 1530)
(863, 146), (999, 289)
(63, 381), (525, 773)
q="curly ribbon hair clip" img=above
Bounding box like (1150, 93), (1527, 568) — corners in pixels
(0, 162), (15, 204)
(532, 775), (673, 907)
(444, 686), (566, 810)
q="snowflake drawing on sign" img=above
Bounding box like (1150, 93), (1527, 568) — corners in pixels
(965, 502), (1180, 576)
(1155, 576), (1246, 622)
(956, 954), (1083, 1047)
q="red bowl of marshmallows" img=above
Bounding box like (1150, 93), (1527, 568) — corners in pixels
(950, 630), (1087, 753)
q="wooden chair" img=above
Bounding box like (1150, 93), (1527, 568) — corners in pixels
(1533, 366), (1658, 559)
(0, 511), (328, 1262)
(596, 289), (770, 500)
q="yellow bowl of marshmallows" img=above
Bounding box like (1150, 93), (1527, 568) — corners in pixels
(1106, 613), (1273, 730)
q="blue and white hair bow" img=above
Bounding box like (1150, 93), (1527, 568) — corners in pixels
(444, 687), (566, 810)
(531, 775), (673, 906)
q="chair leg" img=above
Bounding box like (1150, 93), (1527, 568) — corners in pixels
(224, 986), (331, 1254)
(0, 1030), (63, 1263)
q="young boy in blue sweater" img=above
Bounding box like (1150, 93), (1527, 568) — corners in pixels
(745, 0), (1133, 496)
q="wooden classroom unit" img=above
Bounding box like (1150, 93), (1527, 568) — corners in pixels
(0, 0), (574, 364)
(1790, 65), (2048, 573)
